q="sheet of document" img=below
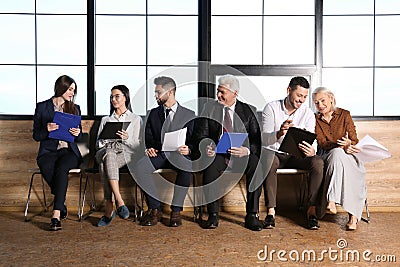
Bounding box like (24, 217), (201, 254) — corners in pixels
(355, 134), (391, 163)
(262, 146), (289, 155)
(162, 127), (187, 151)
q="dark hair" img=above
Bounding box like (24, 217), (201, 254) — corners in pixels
(288, 76), (310, 90)
(110, 85), (132, 115)
(153, 76), (176, 93)
(54, 75), (77, 115)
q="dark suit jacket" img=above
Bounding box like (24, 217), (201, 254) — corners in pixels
(194, 100), (261, 157)
(144, 103), (195, 152)
(33, 98), (82, 160)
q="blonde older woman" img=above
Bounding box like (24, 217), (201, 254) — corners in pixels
(313, 87), (366, 230)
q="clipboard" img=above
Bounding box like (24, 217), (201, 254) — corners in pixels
(216, 132), (248, 154)
(48, 111), (81, 143)
(279, 127), (316, 158)
(98, 121), (131, 140)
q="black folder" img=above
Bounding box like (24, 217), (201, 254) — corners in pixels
(98, 122), (131, 140)
(279, 127), (317, 158)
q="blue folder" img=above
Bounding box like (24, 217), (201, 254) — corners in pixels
(48, 111), (81, 143)
(215, 132), (248, 154)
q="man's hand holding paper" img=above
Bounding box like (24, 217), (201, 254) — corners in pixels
(161, 127), (187, 152)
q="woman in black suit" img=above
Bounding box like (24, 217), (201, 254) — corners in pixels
(33, 75), (82, 231)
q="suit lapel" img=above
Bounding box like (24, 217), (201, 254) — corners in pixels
(233, 100), (246, 132)
(212, 102), (223, 133)
(157, 105), (165, 125)
(46, 98), (55, 120)
(169, 104), (181, 131)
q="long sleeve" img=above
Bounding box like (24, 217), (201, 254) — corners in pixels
(144, 109), (162, 150)
(262, 103), (279, 146)
(123, 115), (142, 150)
(96, 111), (142, 153)
(245, 104), (261, 156)
(262, 99), (317, 152)
(315, 108), (358, 151)
(96, 116), (107, 150)
(344, 111), (359, 145)
(32, 103), (49, 142)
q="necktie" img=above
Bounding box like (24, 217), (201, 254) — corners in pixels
(223, 106), (233, 166)
(164, 108), (172, 131)
(165, 108), (171, 119)
(223, 106), (233, 133)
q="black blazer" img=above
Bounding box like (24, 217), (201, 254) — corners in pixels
(144, 103), (195, 152)
(33, 98), (82, 160)
(194, 100), (261, 157)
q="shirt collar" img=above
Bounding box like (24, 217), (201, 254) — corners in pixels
(112, 109), (130, 119)
(317, 108), (339, 120)
(164, 102), (178, 113)
(225, 100), (236, 112)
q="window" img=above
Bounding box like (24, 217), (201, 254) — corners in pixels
(210, 0), (316, 111)
(322, 0), (400, 116)
(1, 0), (399, 118)
(95, 0), (198, 116)
(0, 0), (198, 116)
(0, 1), (87, 115)
(211, 0), (315, 65)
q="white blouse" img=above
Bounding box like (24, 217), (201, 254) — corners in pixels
(96, 110), (142, 153)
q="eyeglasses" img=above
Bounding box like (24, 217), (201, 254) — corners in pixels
(110, 94), (123, 100)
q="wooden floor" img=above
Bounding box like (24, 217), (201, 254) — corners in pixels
(1, 210), (399, 266)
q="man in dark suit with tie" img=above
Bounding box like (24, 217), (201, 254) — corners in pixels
(134, 76), (195, 227)
(194, 74), (263, 231)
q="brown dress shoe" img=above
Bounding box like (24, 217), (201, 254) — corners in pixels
(169, 211), (182, 227)
(140, 209), (161, 226)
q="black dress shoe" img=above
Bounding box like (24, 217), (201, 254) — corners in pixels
(169, 211), (182, 227)
(263, 215), (275, 229)
(60, 205), (68, 221)
(140, 209), (161, 226)
(202, 213), (219, 229)
(307, 215), (320, 230)
(50, 218), (62, 231)
(245, 213), (263, 231)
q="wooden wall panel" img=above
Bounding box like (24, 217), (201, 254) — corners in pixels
(0, 120), (399, 212)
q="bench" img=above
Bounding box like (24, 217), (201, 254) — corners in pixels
(153, 168), (309, 221)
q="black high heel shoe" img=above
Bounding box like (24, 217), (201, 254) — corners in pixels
(60, 205), (68, 220)
(50, 218), (62, 231)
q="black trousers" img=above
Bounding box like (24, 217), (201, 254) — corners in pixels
(135, 152), (192, 212)
(203, 154), (262, 214)
(37, 148), (80, 211)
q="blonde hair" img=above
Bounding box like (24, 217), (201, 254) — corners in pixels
(312, 86), (336, 111)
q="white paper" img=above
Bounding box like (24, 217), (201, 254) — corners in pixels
(262, 146), (289, 155)
(162, 127), (187, 151)
(355, 135), (391, 163)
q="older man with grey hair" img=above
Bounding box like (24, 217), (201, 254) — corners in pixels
(194, 74), (264, 231)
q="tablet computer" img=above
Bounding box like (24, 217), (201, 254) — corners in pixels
(279, 127), (316, 158)
(98, 121), (131, 140)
